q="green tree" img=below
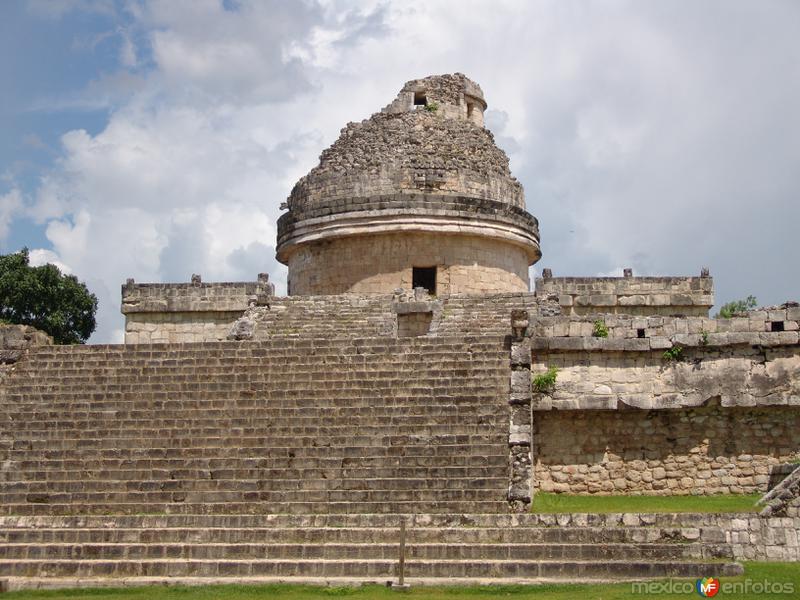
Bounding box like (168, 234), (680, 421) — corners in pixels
(0, 248), (97, 344)
(716, 295), (757, 319)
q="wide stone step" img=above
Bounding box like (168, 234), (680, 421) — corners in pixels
(0, 558), (744, 579)
(1, 444), (505, 460)
(1, 407), (502, 421)
(0, 398), (504, 411)
(0, 486), (506, 506)
(1, 467), (505, 482)
(1, 455), (507, 473)
(0, 513), (734, 529)
(4, 372), (505, 385)
(6, 359), (507, 370)
(7, 433), (504, 450)
(0, 525), (724, 545)
(0, 476), (507, 494)
(0, 500), (510, 515)
(7, 356), (506, 367)
(1, 424), (501, 438)
(0, 542), (729, 561)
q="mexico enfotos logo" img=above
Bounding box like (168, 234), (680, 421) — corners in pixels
(631, 577), (795, 596)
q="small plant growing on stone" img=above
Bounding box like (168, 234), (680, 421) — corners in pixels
(699, 329), (709, 346)
(716, 295), (757, 318)
(424, 101), (439, 113)
(592, 319), (609, 338)
(663, 345), (684, 362)
(532, 366), (558, 393)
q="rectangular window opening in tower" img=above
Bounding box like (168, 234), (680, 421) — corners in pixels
(467, 102), (474, 118)
(412, 267), (436, 295)
(413, 91), (427, 106)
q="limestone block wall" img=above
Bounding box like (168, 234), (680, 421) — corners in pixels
(534, 345), (800, 411)
(287, 232), (530, 296)
(531, 312), (800, 411)
(528, 312), (800, 495)
(124, 311), (245, 344)
(535, 274), (714, 316)
(503, 513), (800, 562)
(121, 277), (273, 344)
(725, 515), (800, 561)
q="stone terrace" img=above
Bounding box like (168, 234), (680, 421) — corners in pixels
(0, 513), (747, 588)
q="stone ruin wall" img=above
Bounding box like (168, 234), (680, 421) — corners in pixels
(236, 292), (544, 340)
(535, 273), (714, 316)
(287, 232), (531, 296)
(121, 276), (274, 344)
(534, 405), (798, 496)
(382, 72), (487, 126)
(0, 324), (52, 381)
(529, 309), (800, 496)
(122, 283), (547, 344)
(120, 273), (711, 344)
(117, 272), (799, 501)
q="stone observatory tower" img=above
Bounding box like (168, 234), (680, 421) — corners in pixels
(276, 73), (541, 296)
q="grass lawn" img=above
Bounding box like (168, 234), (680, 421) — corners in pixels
(3, 563), (798, 600)
(531, 492), (761, 514)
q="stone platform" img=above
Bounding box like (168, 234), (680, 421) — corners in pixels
(0, 513), (751, 590)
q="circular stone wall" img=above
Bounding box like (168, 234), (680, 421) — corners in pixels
(286, 232), (531, 296)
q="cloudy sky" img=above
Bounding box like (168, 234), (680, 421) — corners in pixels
(1, 0), (799, 342)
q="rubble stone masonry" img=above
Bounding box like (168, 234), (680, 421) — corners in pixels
(534, 404), (798, 495)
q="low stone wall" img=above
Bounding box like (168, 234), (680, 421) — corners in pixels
(532, 312), (800, 411)
(124, 311), (246, 344)
(533, 405), (799, 495)
(535, 273), (714, 316)
(516, 513), (799, 562)
(121, 276), (274, 344)
(727, 515), (800, 560)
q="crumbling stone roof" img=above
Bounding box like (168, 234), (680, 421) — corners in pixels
(285, 74), (523, 212)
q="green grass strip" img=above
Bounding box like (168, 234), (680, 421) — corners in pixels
(3, 563), (798, 600)
(531, 492), (761, 513)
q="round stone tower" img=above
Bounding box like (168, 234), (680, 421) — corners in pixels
(276, 73), (541, 296)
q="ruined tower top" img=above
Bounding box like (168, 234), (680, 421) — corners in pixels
(276, 74), (541, 296)
(382, 73), (487, 126)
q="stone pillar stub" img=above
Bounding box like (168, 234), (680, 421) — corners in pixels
(508, 310), (532, 512)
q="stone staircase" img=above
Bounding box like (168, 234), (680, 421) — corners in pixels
(0, 337), (510, 516)
(0, 336), (744, 588)
(0, 513), (742, 588)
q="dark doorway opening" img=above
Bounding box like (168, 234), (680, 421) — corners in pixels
(413, 91), (427, 106)
(412, 266), (436, 295)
